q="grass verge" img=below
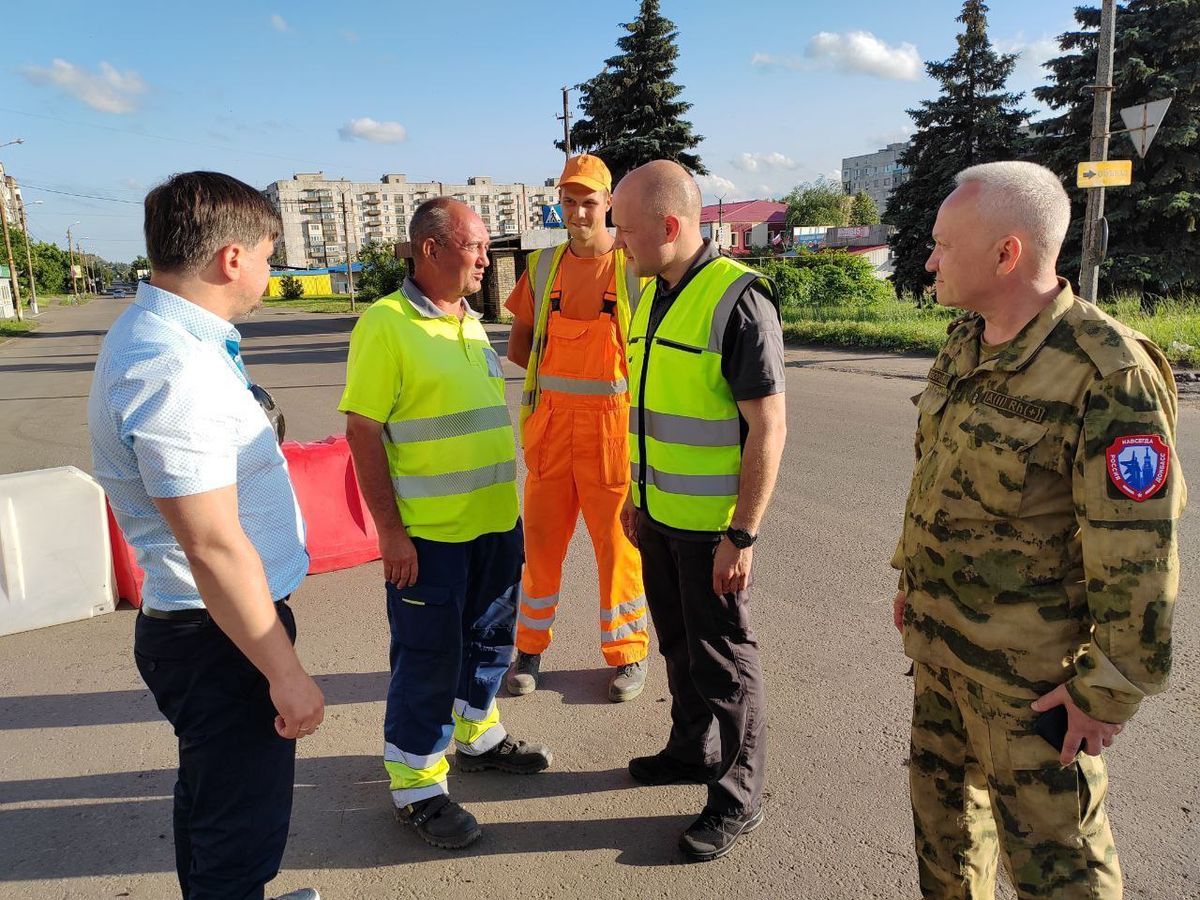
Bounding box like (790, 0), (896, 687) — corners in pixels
(0, 319), (37, 337)
(782, 296), (1199, 367)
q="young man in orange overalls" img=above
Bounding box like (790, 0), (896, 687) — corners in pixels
(504, 154), (649, 702)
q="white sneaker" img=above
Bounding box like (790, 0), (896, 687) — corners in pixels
(273, 890), (320, 900)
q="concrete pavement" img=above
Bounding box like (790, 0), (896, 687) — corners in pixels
(0, 300), (1196, 899)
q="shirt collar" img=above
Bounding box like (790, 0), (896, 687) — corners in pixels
(655, 239), (721, 302)
(401, 276), (483, 320)
(950, 277), (1076, 376)
(133, 281), (241, 346)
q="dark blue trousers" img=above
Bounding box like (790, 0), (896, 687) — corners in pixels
(134, 603), (297, 900)
(384, 524), (522, 776)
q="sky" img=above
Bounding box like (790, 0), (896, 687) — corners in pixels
(0, 0), (1082, 263)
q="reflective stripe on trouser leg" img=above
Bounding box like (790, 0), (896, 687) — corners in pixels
(384, 742), (450, 807)
(453, 700), (506, 755)
(516, 588), (557, 654)
(600, 595), (649, 664)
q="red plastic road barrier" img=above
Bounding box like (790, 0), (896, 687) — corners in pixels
(283, 434), (381, 575)
(106, 502), (145, 609)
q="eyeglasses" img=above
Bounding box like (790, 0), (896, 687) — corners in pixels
(436, 238), (490, 256)
(249, 383), (286, 444)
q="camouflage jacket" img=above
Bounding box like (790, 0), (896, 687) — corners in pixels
(892, 281), (1186, 723)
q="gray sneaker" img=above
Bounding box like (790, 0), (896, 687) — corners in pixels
(609, 658), (648, 702)
(273, 890), (320, 900)
(506, 651), (541, 695)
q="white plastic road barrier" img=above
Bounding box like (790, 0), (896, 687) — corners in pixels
(0, 466), (116, 637)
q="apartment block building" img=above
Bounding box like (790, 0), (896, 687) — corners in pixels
(264, 172), (560, 269)
(0, 162), (26, 234)
(841, 141), (910, 218)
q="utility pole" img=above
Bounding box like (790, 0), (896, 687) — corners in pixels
(557, 86), (572, 159)
(0, 181), (23, 321)
(19, 198), (37, 316)
(1079, 0), (1117, 303)
(67, 225), (79, 303)
(341, 190), (356, 312)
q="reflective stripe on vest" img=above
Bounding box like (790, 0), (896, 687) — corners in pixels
(518, 245), (644, 432)
(627, 256), (773, 532)
(366, 285), (518, 542)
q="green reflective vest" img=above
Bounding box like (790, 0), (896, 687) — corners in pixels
(517, 243), (644, 432)
(371, 287), (518, 542)
(627, 256), (772, 532)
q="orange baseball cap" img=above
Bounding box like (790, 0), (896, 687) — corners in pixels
(557, 154), (612, 193)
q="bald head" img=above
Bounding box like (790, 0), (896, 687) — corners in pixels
(618, 160), (703, 221)
(409, 196), (489, 301)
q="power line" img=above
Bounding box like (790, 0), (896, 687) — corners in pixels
(0, 105), (324, 167)
(22, 183), (142, 205)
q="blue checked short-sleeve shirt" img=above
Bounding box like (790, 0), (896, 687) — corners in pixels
(88, 282), (308, 611)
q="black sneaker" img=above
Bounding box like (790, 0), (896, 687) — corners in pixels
(678, 806), (765, 862)
(628, 751), (715, 786)
(395, 795), (481, 849)
(456, 735), (552, 774)
(506, 652), (541, 696)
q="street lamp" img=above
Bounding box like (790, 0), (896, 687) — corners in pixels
(0, 137), (26, 320)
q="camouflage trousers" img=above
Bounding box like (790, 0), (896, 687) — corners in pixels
(909, 663), (1122, 899)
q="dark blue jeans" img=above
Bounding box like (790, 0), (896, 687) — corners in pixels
(384, 524), (522, 765)
(134, 602), (297, 900)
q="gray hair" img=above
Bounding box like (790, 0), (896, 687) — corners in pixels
(954, 161), (1071, 261)
(409, 197), (458, 250)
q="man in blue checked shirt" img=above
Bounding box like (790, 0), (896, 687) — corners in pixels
(88, 172), (323, 900)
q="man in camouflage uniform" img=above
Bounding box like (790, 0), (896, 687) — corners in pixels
(892, 161), (1186, 899)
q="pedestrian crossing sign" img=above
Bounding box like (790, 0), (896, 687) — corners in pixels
(542, 204), (565, 228)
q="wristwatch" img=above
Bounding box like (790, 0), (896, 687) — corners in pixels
(725, 527), (757, 549)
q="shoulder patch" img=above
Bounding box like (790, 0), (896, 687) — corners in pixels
(1106, 435), (1170, 501)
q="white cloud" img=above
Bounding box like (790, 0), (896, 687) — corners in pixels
(865, 124), (915, 150)
(996, 34), (1060, 89)
(270, 13), (289, 31)
(340, 28), (359, 43)
(21, 59), (147, 113)
(731, 151), (799, 173)
(805, 31), (923, 81)
(695, 173), (737, 198)
(338, 117), (408, 144)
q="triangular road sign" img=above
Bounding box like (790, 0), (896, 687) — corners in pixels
(1120, 97), (1173, 158)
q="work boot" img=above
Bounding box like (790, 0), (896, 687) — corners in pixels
(506, 651), (541, 696)
(395, 794), (481, 849)
(608, 658), (648, 702)
(272, 891), (321, 900)
(628, 750), (715, 786)
(456, 735), (552, 774)
(678, 805), (765, 862)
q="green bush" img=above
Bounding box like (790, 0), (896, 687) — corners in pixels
(279, 274), (305, 300)
(759, 250), (893, 310)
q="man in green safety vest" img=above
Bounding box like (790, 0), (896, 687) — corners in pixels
(613, 160), (788, 862)
(341, 197), (552, 851)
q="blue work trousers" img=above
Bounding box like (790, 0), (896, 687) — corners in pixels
(384, 523), (523, 764)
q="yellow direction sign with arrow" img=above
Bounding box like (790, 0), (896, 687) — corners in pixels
(1076, 160), (1132, 188)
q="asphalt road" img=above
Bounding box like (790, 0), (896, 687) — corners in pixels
(0, 299), (1196, 899)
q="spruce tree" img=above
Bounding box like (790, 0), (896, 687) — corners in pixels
(562, 0), (706, 183)
(886, 0), (1029, 296)
(1034, 0), (1200, 296)
(849, 191), (881, 226)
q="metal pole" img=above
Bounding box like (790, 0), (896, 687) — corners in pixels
(1080, 0), (1116, 302)
(67, 226), (79, 302)
(342, 190), (356, 312)
(558, 86), (572, 159)
(19, 198), (37, 316)
(0, 182), (23, 321)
